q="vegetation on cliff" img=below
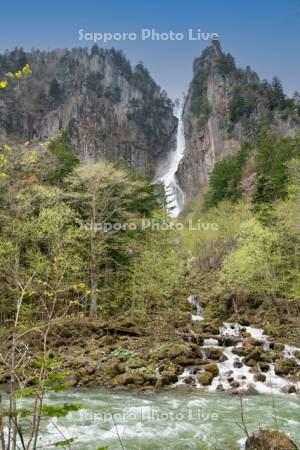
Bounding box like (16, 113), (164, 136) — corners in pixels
(186, 131), (300, 341)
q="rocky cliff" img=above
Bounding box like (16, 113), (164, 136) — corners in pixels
(0, 47), (177, 178)
(178, 40), (300, 198)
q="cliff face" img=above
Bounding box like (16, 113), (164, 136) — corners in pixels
(178, 41), (300, 198)
(0, 47), (177, 178)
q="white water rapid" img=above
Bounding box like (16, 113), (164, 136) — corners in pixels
(159, 106), (186, 217)
(179, 297), (300, 395)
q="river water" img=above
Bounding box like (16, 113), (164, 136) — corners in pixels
(27, 387), (300, 449)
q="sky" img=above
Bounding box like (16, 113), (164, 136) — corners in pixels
(0, 0), (299, 99)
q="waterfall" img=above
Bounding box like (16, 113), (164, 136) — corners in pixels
(160, 106), (186, 218)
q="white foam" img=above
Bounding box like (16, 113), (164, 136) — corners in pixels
(181, 298), (300, 395)
(159, 105), (186, 218)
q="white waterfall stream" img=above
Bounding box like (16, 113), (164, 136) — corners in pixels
(177, 296), (300, 395)
(160, 106), (186, 217)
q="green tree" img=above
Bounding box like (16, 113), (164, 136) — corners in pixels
(204, 142), (252, 207)
(65, 161), (158, 317)
(49, 78), (61, 104)
(217, 218), (280, 316)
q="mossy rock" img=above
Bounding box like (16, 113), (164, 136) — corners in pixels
(160, 370), (178, 385)
(239, 317), (250, 326)
(132, 373), (145, 385)
(246, 337), (263, 347)
(109, 372), (134, 387)
(281, 385), (297, 394)
(203, 347), (226, 361)
(127, 358), (146, 369)
(259, 353), (273, 363)
(234, 360), (243, 369)
(248, 349), (263, 362)
(274, 342), (285, 352)
(197, 371), (214, 386)
(202, 362), (219, 377)
(100, 335), (117, 346)
(245, 429), (298, 449)
(274, 358), (299, 376)
(232, 347), (249, 357)
(254, 372), (266, 382)
(173, 354), (194, 366)
(258, 362), (270, 372)
(245, 358), (257, 367)
(221, 335), (239, 347)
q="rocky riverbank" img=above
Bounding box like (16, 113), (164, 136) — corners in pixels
(1, 299), (299, 395)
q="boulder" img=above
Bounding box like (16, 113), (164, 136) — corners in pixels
(160, 370), (178, 385)
(204, 347), (226, 361)
(183, 376), (196, 385)
(221, 336), (239, 347)
(245, 429), (298, 449)
(117, 362), (127, 373)
(245, 359), (257, 367)
(274, 342), (285, 352)
(254, 372), (266, 382)
(274, 358), (299, 376)
(246, 337), (263, 347)
(232, 347), (248, 357)
(65, 373), (78, 387)
(233, 360), (243, 369)
(281, 385), (296, 394)
(109, 372), (134, 387)
(127, 358), (146, 369)
(259, 362), (270, 372)
(259, 353), (273, 363)
(246, 349), (262, 362)
(239, 318), (250, 326)
(168, 346), (188, 359)
(133, 373), (145, 385)
(144, 374), (157, 385)
(230, 380), (240, 388)
(244, 384), (259, 395)
(202, 362), (219, 377)
(197, 371), (214, 386)
(100, 335), (116, 346)
(190, 344), (203, 358)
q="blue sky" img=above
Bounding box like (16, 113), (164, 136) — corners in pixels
(1, 0), (299, 99)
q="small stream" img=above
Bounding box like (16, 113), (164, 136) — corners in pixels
(181, 296), (300, 395)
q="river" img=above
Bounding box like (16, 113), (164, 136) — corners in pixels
(21, 387), (300, 449)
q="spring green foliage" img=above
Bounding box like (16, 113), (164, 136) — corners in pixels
(0, 48), (28, 73)
(45, 132), (80, 184)
(229, 77), (289, 124)
(129, 226), (185, 314)
(41, 403), (83, 417)
(204, 132), (300, 208)
(186, 132), (300, 325)
(253, 132), (300, 204)
(190, 67), (210, 124)
(0, 145), (179, 319)
(204, 142), (252, 207)
(217, 218), (280, 299)
(111, 348), (138, 357)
